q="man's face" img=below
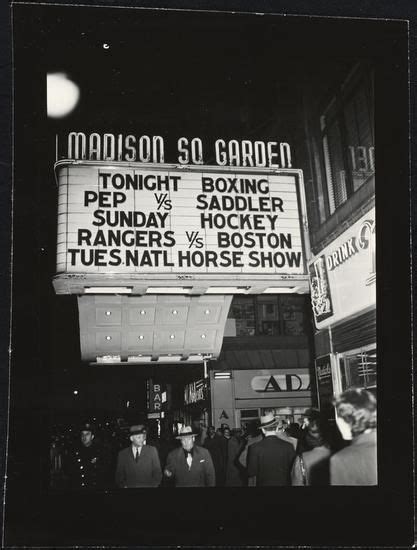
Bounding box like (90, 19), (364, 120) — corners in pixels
(81, 430), (94, 447)
(223, 428), (231, 438)
(301, 417), (309, 428)
(130, 433), (146, 447)
(208, 427), (215, 437)
(180, 435), (195, 452)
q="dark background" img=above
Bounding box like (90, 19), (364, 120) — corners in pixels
(1, 1), (414, 547)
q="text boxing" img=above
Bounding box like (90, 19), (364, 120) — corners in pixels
(56, 165), (305, 275)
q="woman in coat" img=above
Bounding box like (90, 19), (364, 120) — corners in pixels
(291, 416), (331, 486)
(330, 388), (377, 485)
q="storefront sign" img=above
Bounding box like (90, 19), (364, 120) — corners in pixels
(325, 218), (375, 272)
(184, 379), (206, 405)
(234, 369), (311, 400)
(315, 355), (335, 416)
(147, 380), (165, 413)
(309, 255), (333, 323)
(308, 208), (375, 329)
(251, 373), (310, 392)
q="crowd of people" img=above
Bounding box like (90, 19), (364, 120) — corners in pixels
(50, 387), (377, 489)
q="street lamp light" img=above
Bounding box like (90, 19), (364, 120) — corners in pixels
(47, 72), (80, 118)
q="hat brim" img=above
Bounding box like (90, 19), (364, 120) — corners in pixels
(302, 408), (320, 418)
(129, 430), (146, 436)
(260, 418), (279, 429)
(175, 431), (199, 439)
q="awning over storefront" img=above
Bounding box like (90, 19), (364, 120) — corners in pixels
(214, 348), (310, 370)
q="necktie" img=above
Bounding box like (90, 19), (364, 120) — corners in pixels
(186, 452), (192, 469)
(135, 448), (139, 462)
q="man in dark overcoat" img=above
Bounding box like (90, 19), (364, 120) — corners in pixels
(247, 413), (295, 486)
(115, 424), (162, 488)
(65, 423), (110, 489)
(204, 425), (226, 486)
(164, 426), (215, 487)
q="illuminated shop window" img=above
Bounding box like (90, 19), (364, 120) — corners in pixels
(339, 346), (377, 391)
(228, 296), (308, 337)
(321, 67), (374, 217)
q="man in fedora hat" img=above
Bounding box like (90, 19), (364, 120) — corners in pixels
(115, 424), (162, 488)
(164, 426), (215, 487)
(247, 412), (296, 486)
(297, 407), (323, 454)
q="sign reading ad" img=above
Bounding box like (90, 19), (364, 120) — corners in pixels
(55, 162), (306, 277)
(234, 369), (311, 400)
(309, 208), (375, 330)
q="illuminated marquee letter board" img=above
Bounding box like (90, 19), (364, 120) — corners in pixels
(53, 162), (309, 294)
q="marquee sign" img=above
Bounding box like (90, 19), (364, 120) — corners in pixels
(62, 132), (293, 169)
(53, 161), (309, 294)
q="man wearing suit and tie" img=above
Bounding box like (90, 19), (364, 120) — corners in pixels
(247, 412), (295, 486)
(115, 424), (162, 488)
(164, 426), (216, 487)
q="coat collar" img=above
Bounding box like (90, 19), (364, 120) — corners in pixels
(351, 429), (377, 446)
(178, 444), (201, 456)
(131, 444), (147, 457)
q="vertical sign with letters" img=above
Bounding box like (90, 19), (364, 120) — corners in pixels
(147, 380), (165, 414)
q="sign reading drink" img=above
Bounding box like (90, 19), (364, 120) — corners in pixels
(55, 162), (306, 276)
(308, 207), (375, 329)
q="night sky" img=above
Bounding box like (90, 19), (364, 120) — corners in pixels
(11, 5), (366, 417)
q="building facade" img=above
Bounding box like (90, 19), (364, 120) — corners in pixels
(302, 61), (376, 415)
(209, 293), (314, 429)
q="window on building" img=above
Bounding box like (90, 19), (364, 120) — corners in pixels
(239, 408), (260, 431)
(281, 296), (307, 336)
(240, 408), (260, 419)
(320, 66), (374, 217)
(257, 295), (280, 335)
(229, 297), (256, 336)
(339, 346), (377, 391)
(228, 295), (308, 337)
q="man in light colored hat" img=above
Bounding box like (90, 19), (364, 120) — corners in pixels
(247, 412), (296, 486)
(164, 426), (215, 487)
(115, 424), (162, 488)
